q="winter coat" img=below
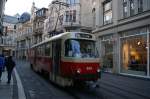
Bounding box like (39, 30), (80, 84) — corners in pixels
(5, 57), (15, 71)
(0, 57), (5, 71)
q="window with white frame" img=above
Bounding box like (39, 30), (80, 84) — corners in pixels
(66, 0), (79, 5)
(130, 0), (135, 16)
(123, 0), (128, 17)
(138, 0), (143, 13)
(92, 8), (96, 27)
(65, 10), (76, 22)
(72, 10), (76, 22)
(103, 0), (112, 25)
(65, 11), (69, 22)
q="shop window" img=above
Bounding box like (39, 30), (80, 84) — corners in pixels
(101, 34), (114, 72)
(121, 35), (147, 75)
(101, 40), (113, 72)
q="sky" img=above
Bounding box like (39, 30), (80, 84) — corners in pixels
(5, 0), (52, 16)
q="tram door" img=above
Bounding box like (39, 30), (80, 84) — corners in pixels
(52, 40), (61, 75)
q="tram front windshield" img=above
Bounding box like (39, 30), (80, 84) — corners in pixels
(65, 39), (98, 58)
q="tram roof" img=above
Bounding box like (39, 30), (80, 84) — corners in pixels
(31, 32), (94, 48)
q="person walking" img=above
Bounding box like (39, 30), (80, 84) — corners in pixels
(0, 54), (5, 82)
(5, 56), (15, 84)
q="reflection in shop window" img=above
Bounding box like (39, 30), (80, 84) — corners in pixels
(101, 40), (113, 72)
(121, 35), (147, 75)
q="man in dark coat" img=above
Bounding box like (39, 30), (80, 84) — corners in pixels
(5, 56), (15, 84)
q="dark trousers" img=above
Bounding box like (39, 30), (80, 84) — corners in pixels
(7, 70), (13, 82)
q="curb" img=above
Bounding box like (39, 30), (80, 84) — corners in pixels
(14, 68), (26, 99)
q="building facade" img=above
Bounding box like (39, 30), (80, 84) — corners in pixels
(0, 0), (7, 54)
(93, 0), (150, 78)
(63, 0), (94, 32)
(32, 7), (48, 44)
(43, 0), (94, 39)
(15, 13), (32, 59)
(0, 0), (7, 34)
(1, 15), (18, 56)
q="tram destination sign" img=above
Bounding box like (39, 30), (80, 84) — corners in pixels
(75, 33), (92, 39)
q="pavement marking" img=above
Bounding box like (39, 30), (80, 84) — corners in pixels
(14, 68), (26, 99)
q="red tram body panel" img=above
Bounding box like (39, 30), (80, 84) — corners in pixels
(60, 61), (100, 80)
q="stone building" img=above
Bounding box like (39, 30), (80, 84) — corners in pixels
(0, 0), (7, 54)
(15, 12), (32, 59)
(31, 2), (48, 44)
(93, 0), (150, 78)
(2, 15), (18, 56)
(43, 0), (95, 39)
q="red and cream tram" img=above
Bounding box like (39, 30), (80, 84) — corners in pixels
(29, 32), (101, 86)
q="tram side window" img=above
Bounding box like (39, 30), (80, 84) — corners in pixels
(37, 46), (41, 56)
(38, 46), (41, 56)
(65, 40), (72, 57)
(45, 43), (51, 56)
(41, 45), (45, 56)
(31, 49), (33, 57)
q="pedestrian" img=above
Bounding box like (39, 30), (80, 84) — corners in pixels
(0, 54), (5, 82)
(5, 56), (15, 84)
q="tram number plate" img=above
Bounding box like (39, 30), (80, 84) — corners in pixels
(86, 67), (92, 70)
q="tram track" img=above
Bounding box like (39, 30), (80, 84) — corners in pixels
(38, 72), (104, 99)
(35, 72), (82, 99)
(16, 60), (79, 99)
(98, 80), (150, 99)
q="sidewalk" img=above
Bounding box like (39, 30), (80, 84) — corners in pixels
(0, 71), (13, 99)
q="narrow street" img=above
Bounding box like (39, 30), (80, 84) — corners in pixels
(15, 60), (76, 99)
(15, 59), (103, 99)
(14, 59), (150, 99)
(1, 0), (150, 99)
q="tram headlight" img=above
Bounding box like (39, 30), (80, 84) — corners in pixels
(97, 69), (100, 72)
(77, 69), (81, 73)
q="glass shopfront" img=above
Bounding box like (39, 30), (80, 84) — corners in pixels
(120, 27), (149, 76)
(101, 35), (114, 72)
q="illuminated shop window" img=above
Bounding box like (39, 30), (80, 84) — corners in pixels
(121, 34), (147, 75)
